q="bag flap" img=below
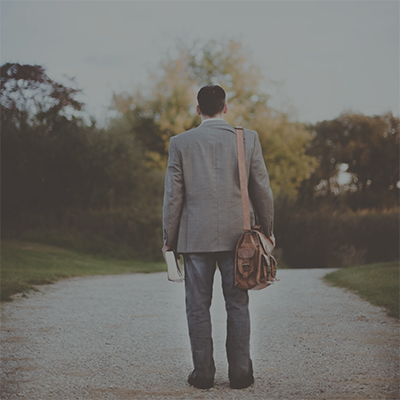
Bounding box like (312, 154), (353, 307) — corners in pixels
(256, 231), (274, 254)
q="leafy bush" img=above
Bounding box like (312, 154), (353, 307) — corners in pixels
(3, 203), (164, 261)
(276, 207), (399, 268)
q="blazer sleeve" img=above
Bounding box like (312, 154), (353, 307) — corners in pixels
(248, 132), (274, 237)
(162, 137), (184, 249)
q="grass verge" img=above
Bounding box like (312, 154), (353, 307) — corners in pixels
(323, 261), (399, 319)
(1, 240), (166, 302)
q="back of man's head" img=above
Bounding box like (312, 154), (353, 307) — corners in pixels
(197, 85), (226, 117)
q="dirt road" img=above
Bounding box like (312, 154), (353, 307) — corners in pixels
(1, 269), (399, 399)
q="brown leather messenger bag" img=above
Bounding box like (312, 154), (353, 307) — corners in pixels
(234, 126), (278, 290)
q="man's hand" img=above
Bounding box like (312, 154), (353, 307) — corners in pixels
(269, 233), (276, 247)
(162, 245), (172, 261)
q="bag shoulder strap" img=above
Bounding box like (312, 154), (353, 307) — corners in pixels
(235, 126), (251, 232)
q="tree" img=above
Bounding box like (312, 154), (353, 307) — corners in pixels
(111, 55), (198, 168)
(1, 63), (151, 216)
(1, 63), (84, 131)
(111, 39), (317, 197)
(299, 111), (399, 210)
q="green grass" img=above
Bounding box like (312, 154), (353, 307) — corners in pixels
(1, 240), (166, 302)
(323, 262), (400, 319)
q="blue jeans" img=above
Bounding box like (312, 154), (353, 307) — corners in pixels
(183, 251), (253, 382)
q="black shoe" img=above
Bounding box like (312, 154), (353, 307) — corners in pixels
(230, 375), (255, 389)
(188, 371), (214, 389)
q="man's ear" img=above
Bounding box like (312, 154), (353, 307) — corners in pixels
(223, 103), (228, 114)
(196, 105), (202, 116)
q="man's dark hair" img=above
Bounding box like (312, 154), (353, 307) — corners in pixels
(197, 85), (226, 117)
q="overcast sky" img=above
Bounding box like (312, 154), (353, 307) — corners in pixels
(2, 1), (399, 126)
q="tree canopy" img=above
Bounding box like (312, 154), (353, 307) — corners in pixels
(299, 111), (399, 210)
(1, 63), (155, 216)
(1, 63), (84, 130)
(111, 39), (317, 197)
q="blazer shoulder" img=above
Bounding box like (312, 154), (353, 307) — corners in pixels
(243, 128), (258, 138)
(243, 128), (259, 145)
(171, 127), (199, 145)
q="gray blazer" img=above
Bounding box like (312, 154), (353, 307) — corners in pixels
(163, 119), (274, 253)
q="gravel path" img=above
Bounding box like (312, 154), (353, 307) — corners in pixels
(1, 269), (399, 400)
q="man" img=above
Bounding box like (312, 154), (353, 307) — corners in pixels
(162, 85), (274, 390)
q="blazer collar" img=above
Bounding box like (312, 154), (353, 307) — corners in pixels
(199, 119), (236, 133)
(200, 117), (226, 125)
